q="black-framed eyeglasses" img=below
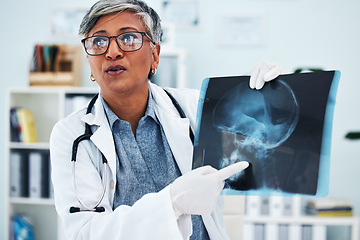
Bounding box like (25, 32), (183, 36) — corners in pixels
(81, 31), (155, 56)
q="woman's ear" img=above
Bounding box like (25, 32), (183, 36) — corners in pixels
(151, 44), (161, 70)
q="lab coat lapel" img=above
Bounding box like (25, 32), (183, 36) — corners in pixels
(159, 111), (193, 174)
(151, 84), (193, 174)
(81, 96), (117, 178)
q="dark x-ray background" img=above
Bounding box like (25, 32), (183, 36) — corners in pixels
(192, 71), (338, 196)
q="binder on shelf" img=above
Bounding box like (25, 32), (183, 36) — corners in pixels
(10, 151), (29, 197)
(269, 196), (284, 217)
(254, 224), (265, 240)
(29, 151), (50, 198)
(289, 224), (302, 240)
(265, 224), (279, 240)
(302, 225), (312, 240)
(312, 224), (326, 240)
(245, 196), (262, 240)
(246, 196), (262, 216)
(283, 196), (293, 216)
(279, 224), (289, 240)
(265, 196), (284, 239)
(260, 196), (269, 215)
(48, 155), (54, 199)
(243, 223), (255, 240)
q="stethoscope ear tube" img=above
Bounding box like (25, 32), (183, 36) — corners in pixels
(71, 134), (92, 162)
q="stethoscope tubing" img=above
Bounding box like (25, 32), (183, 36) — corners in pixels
(72, 160), (108, 211)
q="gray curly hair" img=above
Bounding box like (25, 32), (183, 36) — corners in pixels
(79, 0), (162, 44)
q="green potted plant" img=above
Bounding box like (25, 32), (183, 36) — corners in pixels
(345, 131), (360, 140)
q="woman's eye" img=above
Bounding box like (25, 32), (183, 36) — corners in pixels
(121, 34), (139, 46)
(93, 37), (108, 48)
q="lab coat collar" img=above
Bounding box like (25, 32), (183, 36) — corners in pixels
(81, 91), (105, 126)
(80, 85), (194, 177)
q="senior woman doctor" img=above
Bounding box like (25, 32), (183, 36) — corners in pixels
(50, 0), (283, 239)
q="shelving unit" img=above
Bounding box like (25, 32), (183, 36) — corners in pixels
(244, 216), (359, 240)
(4, 48), (188, 239)
(29, 45), (83, 87)
(5, 87), (98, 240)
(242, 196), (359, 240)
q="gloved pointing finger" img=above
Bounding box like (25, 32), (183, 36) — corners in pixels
(218, 161), (249, 181)
(170, 161), (249, 218)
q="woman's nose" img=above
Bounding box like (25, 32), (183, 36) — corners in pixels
(106, 38), (124, 60)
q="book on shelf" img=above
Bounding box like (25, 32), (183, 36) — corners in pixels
(30, 44), (60, 73)
(10, 107), (21, 142)
(305, 199), (353, 217)
(11, 214), (35, 240)
(10, 107), (38, 143)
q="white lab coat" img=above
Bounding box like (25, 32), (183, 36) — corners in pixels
(50, 82), (229, 240)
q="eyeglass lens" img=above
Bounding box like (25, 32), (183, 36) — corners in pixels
(83, 32), (145, 55)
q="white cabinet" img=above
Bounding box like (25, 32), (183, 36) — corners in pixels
(5, 87), (98, 240)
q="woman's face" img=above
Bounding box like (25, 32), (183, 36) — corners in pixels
(86, 12), (160, 98)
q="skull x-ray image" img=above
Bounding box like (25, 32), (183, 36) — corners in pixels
(192, 71), (340, 196)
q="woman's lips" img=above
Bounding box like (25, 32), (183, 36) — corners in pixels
(105, 65), (126, 76)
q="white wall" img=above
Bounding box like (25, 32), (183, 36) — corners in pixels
(1, 0), (360, 238)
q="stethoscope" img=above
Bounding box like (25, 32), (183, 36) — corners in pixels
(70, 90), (194, 213)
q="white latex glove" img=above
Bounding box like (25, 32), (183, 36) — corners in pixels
(170, 161), (249, 218)
(249, 62), (285, 90)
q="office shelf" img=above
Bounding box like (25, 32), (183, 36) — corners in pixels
(243, 196), (359, 240)
(5, 87), (97, 240)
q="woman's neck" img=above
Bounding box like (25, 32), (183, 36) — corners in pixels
(102, 86), (149, 135)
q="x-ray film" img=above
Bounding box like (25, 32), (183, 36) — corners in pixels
(192, 71), (340, 196)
